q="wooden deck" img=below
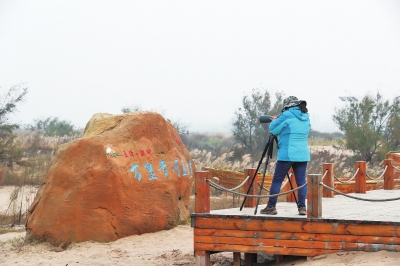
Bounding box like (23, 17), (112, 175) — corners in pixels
(206, 189), (400, 221)
(191, 166), (400, 266)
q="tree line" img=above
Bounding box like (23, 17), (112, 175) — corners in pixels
(228, 88), (400, 164)
(0, 85), (81, 169)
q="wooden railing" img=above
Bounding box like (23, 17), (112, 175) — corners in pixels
(192, 154), (400, 265)
(203, 154), (400, 200)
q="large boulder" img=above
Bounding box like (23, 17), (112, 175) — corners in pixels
(25, 112), (194, 246)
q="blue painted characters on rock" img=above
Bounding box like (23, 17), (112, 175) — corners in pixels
(171, 159), (181, 177)
(158, 160), (171, 178)
(128, 157), (193, 181)
(129, 164), (142, 181)
(144, 162), (158, 180)
(181, 159), (188, 176)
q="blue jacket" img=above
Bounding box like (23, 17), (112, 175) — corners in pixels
(269, 107), (311, 162)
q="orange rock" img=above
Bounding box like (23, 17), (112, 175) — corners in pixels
(26, 112), (194, 246)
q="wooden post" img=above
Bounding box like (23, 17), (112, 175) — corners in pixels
(195, 171), (210, 213)
(355, 161), (366, 193)
(243, 168), (258, 208)
(233, 252), (241, 266)
(195, 250), (210, 266)
(244, 253), (256, 266)
(194, 171), (211, 266)
(275, 255), (284, 263)
(286, 167), (298, 202)
(322, 163), (334, 198)
(307, 174), (322, 218)
(384, 159), (395, 190)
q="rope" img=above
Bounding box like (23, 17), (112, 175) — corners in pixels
(257, 174), (290, 192)
(257, 182), (270, 192)
(320, 169), (328, 182)
(333, 175), (348, 184)
(207, 178), (307, 198)
(393, 165), (400, 171)
(222, 175), (250, 191)
(333, 167), (360, 184)
(366, 165), (388, 180)
(279, 172), (291, 189)
(319, 182), (400, 202)
(281, 178), (289, 189)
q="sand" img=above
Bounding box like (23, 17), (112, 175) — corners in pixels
(2, 184), (400, 265)
(0, 225), (197, 266)
(0, 186), (38, 214)
(1, 226), (400, 266)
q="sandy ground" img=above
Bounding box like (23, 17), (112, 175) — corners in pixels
(0, 186), (38, 214)
(1, 226), (400, 266)
(0, 225), (198, 266)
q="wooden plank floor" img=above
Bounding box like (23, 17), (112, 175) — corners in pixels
(209, 189), (400, 223)
(192, 189), (400, 262)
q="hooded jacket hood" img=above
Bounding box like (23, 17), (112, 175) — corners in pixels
(288, 106), (309, 121)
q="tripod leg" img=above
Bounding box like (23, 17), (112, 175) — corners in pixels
(286, 173), (299, 207)
(240, 135), (274, 211)
(254, 156), (270, 215)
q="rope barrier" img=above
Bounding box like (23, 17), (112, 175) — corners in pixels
(221, 175), (250, 191)
(333, 175), (347, 184)
(257, 182), (270, 192)
(281, 178), (290, 189)
(257, 173), (291, 192)
(320, 169), (328, 182)
(203, 159), (400, 202)
(366, 165), (388, 180)
(333, 167), (359, 184)
(319, 182), (400, 202)
(257, 178), (290, 192)
(207, 178), (307, 198)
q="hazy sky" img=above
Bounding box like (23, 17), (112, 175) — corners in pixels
(1, 1), (400, 133)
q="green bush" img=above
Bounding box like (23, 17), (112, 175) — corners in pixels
(25, 117), (82, 137)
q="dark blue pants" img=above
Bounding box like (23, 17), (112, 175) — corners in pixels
(267, 161), (308, 208)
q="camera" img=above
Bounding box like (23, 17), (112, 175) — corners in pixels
(259, 115), (273, 124)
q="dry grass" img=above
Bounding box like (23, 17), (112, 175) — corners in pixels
(191, 144), (384, 179)
(0, 226), (25, 235)
(2, 132), (79, 186)
(0, 132), (80, 228)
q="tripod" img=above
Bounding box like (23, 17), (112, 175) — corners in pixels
(240, 133), (298, 214)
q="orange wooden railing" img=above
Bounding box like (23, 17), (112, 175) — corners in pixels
(193, 154), (400, 265)
(203, 154), (400, 200)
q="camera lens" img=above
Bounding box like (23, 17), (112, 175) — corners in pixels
(259, 115), (272, 123)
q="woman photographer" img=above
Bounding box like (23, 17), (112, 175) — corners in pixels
(260, 96), (311, 215)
